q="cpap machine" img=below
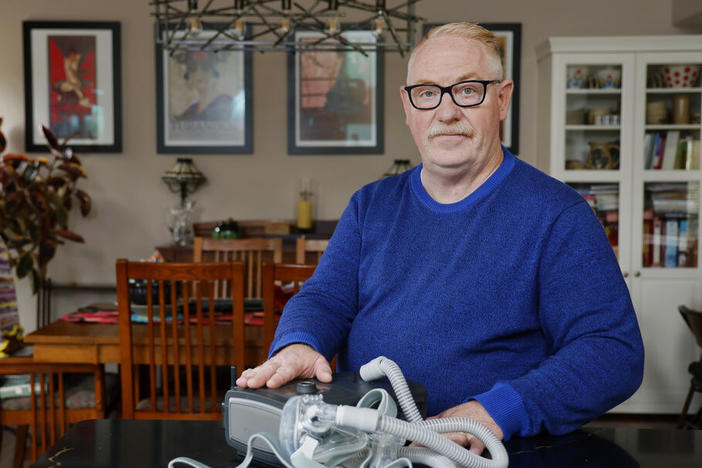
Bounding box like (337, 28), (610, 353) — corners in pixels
(168, 356), (509, 468)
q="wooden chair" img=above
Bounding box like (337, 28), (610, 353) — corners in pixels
(0, 358), (105, 467)
(678, 305), (702, 429)
(295, 237), (329, 264)
(262, 263), (317, 355)
(193, 237), (283, 300)
(116, 260), (245, 420)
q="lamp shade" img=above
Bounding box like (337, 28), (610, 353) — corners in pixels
(162, 158), (206, 206)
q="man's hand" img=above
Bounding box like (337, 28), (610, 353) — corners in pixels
(431, 400), (503, 455)
(235, 343), (332, 389)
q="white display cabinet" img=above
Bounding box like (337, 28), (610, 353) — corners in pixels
(537, 36), (702, 413)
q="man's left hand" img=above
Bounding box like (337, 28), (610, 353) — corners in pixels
(432, 400), (503, 455)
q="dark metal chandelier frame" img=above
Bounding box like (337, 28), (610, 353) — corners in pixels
(151, 0), (424, 56)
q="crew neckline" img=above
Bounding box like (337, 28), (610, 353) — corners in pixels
(410, 147), (516, 214)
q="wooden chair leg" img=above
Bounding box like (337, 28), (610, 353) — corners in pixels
(13, 425), (28, 468)
(678, 383), (695, 428)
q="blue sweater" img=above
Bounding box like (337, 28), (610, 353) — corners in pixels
(270, 149), (644, 440)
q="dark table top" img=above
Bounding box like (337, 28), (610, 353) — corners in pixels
(31, 419), (702, 468)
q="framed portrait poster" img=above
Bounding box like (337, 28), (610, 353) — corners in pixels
(424, 22), (521, 155)
(287, 30), (384, 154)
(23, 21), (122, 152)
(156, 24), (253, 154)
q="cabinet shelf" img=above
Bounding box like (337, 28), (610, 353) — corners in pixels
(645, 124), (701, 131)
(566, 125), (621, 131)
(646, 87), (702, 94)
(566, 88), (622, 95)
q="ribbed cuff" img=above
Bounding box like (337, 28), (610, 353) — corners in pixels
(268, 331), (323, 359)
(471, 382), (529, 440)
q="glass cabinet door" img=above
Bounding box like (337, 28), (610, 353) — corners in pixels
(642, 63), (701, 171)
(569, 182), (620, 258)
(564, 64), (623, 172)
(641, 182), (699, 268)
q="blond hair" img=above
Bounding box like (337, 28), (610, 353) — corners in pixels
(407, 22), (504, 82)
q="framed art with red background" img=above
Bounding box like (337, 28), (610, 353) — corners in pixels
(23, 21), (122, 153)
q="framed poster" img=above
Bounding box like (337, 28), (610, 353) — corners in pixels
(23, 21), (122, 153)
(156, 24), (253, 154)
(287, 30), (384, 154)
(423, 22), (521, 155)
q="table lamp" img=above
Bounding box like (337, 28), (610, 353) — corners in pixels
(162, 158), (206, 245)
(161, 158), (206, 208)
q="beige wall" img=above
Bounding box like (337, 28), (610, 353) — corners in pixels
(0, 0), (697, 329)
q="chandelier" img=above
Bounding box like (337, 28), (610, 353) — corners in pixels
(151, 0), (424, 56)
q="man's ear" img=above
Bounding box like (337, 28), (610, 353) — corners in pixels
(400, 85), (412, 126)
(496, 79), (514, 121)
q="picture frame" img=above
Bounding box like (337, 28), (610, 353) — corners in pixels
(287, 30), (384, 154)
(156, 23), (253, 154)
(23, 21), (122, 153)
(423, 22), (521, 155)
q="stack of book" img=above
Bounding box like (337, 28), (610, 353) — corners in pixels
(644, 132), (700, 170)
(643, 183), (699, 267)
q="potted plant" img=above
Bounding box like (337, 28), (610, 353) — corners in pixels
(0, 118), (91, 293)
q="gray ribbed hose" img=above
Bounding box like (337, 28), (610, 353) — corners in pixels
(358, 356), (508, 468)
(377, 415), (508, 468)
(396, 447), (457, 468)
(359, 357), (423, 423)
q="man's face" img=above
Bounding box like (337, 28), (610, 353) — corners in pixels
(400, 35), (513, 176)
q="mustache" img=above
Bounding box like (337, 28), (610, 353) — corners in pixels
(427, 123), (474, 138)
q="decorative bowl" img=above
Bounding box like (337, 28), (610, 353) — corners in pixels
(662, 64), (700, 88)
(596, 67), (621, 89)
(566, 65), (589, 89)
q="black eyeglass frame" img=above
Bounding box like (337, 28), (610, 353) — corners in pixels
(404, 79), (501, 110)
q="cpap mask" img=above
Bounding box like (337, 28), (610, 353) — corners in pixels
(169, 356), (509, 468)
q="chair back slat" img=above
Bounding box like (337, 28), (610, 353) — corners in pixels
(262, 263), (317, 353)
(295, 237), (329, 265)
(116, 259), (245, 420)
(193, 237), (283, 301)
(0, 359), (105, 465)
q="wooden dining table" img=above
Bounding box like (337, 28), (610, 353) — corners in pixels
(24, 319), (268, 369)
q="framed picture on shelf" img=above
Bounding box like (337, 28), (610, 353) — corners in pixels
(23, 21), (122, 152)
(156, 24), (253, 154)
(287, 29), (384, 154)
(423, 22), (521, 155)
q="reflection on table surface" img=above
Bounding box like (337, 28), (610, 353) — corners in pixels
(31, 419), (702, 468)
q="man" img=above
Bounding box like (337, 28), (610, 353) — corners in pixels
(237, 22), (644, 451)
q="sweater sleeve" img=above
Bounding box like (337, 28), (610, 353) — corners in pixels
(474, 201), (644, 439)
(268, 194), (362, 361)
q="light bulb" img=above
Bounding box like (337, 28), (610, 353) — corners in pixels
(327, 17), (339, 35)
(374, 17), (386, 37)
(280, 18), (291, 34)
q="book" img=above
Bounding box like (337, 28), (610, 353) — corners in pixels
(664, 218), (679, 267)
(661, 131), (680, 171)
(651, 132), (666, 170)
(643, 133), (655, 169)
(678, 219), (690, 267)
(652, 214), (664, 266)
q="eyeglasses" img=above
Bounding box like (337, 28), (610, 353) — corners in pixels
(404, 79), (501, 110)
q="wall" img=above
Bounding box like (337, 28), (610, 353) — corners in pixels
(0, 0), (695, 330)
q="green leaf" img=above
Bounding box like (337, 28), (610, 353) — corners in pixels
(41, 126), (60, 151)
(55, 229), (85, 243)
(16, 252), (33, 279)
(39, 241), (56, 267)
(22, 164), (39, 183)
(30, 269), (41, 295)
(76, 189), (91, 216)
